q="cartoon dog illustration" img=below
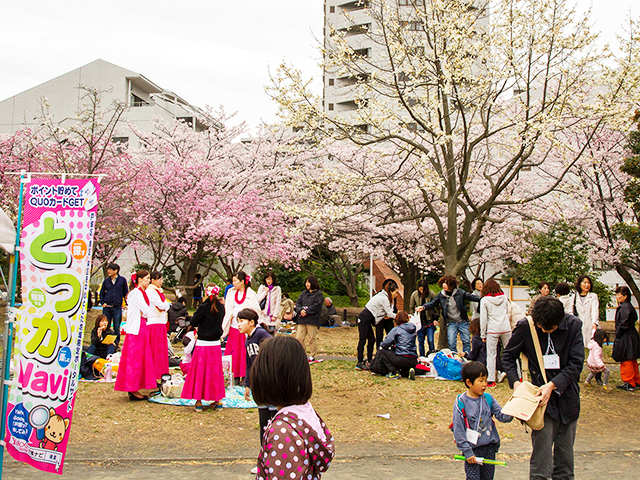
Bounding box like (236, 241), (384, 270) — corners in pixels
(40, 408), (69, 451)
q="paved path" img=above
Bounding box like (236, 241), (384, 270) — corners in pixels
(3, 450), (640, 479)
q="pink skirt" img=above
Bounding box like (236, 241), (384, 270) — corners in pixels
(224, 327), (247, 378)
(114, 318), (157, 392)
(148, 323), (169, 380)
(181, 342), (225, 402)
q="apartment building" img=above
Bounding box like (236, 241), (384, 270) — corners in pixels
(0, 59), (212, 147)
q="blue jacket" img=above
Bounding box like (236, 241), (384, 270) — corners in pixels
(423, 288), (480, 323)
(381, 322), (418, 356)
(99, 275), (129, 308)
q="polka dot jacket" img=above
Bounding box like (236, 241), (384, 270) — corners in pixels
(256, 410), (335, 480)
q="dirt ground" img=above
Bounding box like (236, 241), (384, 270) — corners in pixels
(62, 315), (640, 461)
(3, 307), (640, 467)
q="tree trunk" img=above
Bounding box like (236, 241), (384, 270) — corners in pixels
(616, 264), (640, 305)
(394, 254), (420, 312)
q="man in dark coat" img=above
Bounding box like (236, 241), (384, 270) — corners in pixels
(502, 296), (584, 480)
(99, 262), (128, 348)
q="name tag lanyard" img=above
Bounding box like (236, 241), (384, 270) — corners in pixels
(460, 396), (483, 445)
(543, 334), (560, 370)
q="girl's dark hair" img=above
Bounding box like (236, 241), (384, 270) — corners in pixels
(129, 269), (149, 291)
(305, 275), (320, 291)
(238, 308), (259, 323)
(555, 282), (570, 296)
(150, 271), (162, 281)
(250, 336), (312, 407)
(438, 275), (457, 289)
(394, 310), (409, 326)
(538, 281), (551, 292)
(94, 314), (109, 330)
(234, 271), (250, 287)
(615, 285), (631, 301)
(206, 283), (220, 313)
(469, 318), (481, 336)
(263, 271), (278, 286)
(472, 277), (483, 291)
(481, 278), (503, 297)
(462, 361), (488, 385)
(417, 279), (429, 302)
(593, 328), (608, 347)
(575, 275), (593, 294)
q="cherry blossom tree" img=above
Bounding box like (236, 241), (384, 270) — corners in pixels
(267, 0), (640, 279)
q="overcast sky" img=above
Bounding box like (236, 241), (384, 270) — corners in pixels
(0, 1), (636, 132)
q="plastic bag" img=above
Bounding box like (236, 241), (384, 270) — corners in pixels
(432, 351), (463, 381)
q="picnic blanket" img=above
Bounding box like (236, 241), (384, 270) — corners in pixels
(148, 385), (257, 409)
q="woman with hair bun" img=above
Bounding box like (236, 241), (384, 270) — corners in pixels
(181, 283), (226, 411)
(115, 270), (156, 401)
(222, 271), (262, 381)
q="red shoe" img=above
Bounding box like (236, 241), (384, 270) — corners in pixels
(487, 382), (497, 387)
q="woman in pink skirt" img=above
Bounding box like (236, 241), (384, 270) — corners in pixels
(147, 271), (171, 384)
(182, 284), (226, 411)
(114, 270), (157, 401)
(222, 271), (262, 382)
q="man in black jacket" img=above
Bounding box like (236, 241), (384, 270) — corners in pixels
(99, 263), (128, 348)
(502, 296), (584, 480)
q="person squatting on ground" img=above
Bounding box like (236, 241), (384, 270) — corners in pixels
(585, 325), (610, 388)
(87, 314), (116, 359)
(612, 285), (640, 391)
(417, 275), (480, 356)
(295, 275), (325, 362)
(251, 335), (335, 480)
(479, 279), (512, 387)
(114, 270), (156, 401)
(181, 284), (226, 411)
(223, 271), (262, 381)
(502, 296), (584, 480)
(146, 271), (171, 386)
(355, 280), (398, 370)
(370, 311), (418, 379)
(452, 361), (512, 480)
(466, 319), (486, 366)
(410, 279), (440, 356)
(237, 308), (274, 476)
(168, 296), (189, 333)
(99, 262), (128, 348)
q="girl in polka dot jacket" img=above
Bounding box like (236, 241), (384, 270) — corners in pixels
(250, 335), (335, 480)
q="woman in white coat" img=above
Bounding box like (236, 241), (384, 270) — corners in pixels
(573, 275), (600, 346)
(256, 271), (281, 333)
(222, 271), (262, 380)
(479, 279), (512, 386)
(147, 271), (172, 382)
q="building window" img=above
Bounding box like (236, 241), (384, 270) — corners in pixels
(401, 21), (424, 31)
(399, 0), (425, 5)
(130, 94), (149, 107)
(353, 47), (371, 57)
(330, 6), (335, 13)
(329, 103), (334, 111)
(177, 116), (194, 128)
(329, 78), (335, 86)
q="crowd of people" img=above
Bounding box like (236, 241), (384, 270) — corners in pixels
(93, 262), (640, 480)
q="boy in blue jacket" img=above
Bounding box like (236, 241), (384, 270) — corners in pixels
(452, 361), (512, 480)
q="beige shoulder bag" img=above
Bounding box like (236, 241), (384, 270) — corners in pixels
(501, 316), (547, 430)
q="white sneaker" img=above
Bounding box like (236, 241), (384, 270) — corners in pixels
(497, 371), (507, 383)
(250, 466), (258, 474)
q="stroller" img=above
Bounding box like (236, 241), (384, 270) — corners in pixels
(171, 316), (191, 344)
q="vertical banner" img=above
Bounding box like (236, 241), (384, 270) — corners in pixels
(4, 178), (100, 474)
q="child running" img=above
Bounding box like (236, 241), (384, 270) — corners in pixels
(452, 361), (512, 480)
(181, 284), (225, 411)
(251, 336), (335, 480)
(586, 325), (611, 388)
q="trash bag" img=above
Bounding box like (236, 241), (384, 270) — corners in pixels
(432, 351), (463, 381)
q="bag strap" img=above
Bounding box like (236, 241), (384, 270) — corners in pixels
(527, 315), (548, 384)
